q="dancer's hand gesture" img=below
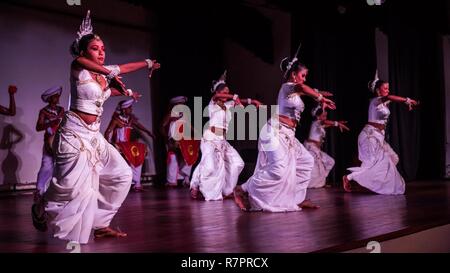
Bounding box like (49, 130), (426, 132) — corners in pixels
(252, 100), (263, 108)
(321, 97), (336, 110)
(148, 60), (161, 78)
(320, 91), (333, 97)
(151, 61), (161, 70)
(406, 98), (419, 111)
(337, 121), (350, 132)
(131, 91), (142, 101)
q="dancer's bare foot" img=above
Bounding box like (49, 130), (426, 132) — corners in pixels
(190, 188), (199, 199)
(233, 186), (250, 211)
(342, 175), (352, 192)
(31, 203), (48, 232)
(182, 178), (190, 188)
(165, 182), (178, 189)
(94, 227), (127, 238)
(298, 199), (320, 209)
(132, 185), (145, 192)
(190, 187), (204, 200)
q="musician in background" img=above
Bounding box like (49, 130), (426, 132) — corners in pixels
(32, 86), (64, 231)
(105, 99), (155, 192)
(160, 96), (198, 188)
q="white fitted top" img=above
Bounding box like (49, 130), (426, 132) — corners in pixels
(277, 82), (305, 122)
(308, 120), (326, 143)
(208, 100), (235, 130)
(368, 97), (390, 125)
(70, 65), (118, 116)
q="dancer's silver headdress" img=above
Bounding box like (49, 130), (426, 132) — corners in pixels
(280, 43), (302, 79)
(70, 10), (95, 57)
(211, 70), (227, 93)
(76, 10), (93, 43)
(369, 70), (379, 92)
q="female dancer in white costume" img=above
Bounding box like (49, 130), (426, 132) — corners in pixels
(234, 51), (336, 212)
(42, 11), (160, 244)
(342, 72), (418, 195)
(190, 71), (262, 201)
(305, 104), (349, 188)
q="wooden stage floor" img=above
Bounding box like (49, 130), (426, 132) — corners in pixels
(0, 181), (449, 253)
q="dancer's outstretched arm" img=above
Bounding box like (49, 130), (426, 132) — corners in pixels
(73, 57), (146, 100)
(73, 57), (160, 75)
(212, 93), (242, 105)
(384, 95), (419, 111)
(240, 98), (263, 108)
(297, 83), (336, 110)
(323, 120), (350, 132)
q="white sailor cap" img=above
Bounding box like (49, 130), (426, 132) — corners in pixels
(41, 86), (62, 102)
(115, 99), (135, 113)
(169, 96), (187, 105)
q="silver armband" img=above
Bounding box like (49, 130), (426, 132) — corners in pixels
(145, 59), (153, 69)
(315, 94), (323, 102)
(106, 66), (120, 83)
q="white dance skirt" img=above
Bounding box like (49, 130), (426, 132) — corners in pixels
(347, 124), (405, 195)
(190, 129), (244, 201)
(242, 119), (314, 212)
(304, 142), (334, 188)
(44, 112), (132, 244)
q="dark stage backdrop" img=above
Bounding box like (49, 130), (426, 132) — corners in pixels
(385, 1), (447, 180)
